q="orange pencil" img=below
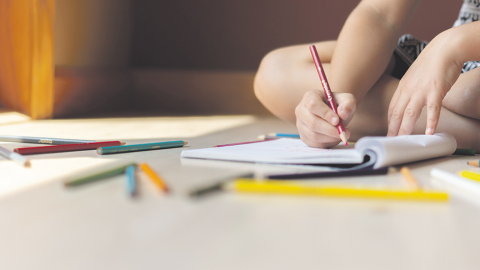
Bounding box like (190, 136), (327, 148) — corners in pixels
(140, 163), (169, 193)
(467, 160), (480, 167)
(400, 167), (421, 190)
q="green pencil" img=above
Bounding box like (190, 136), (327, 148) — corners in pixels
(453, 148), (476, 156)
(96, 140), (187, 155)
(64, 163), (136, 187)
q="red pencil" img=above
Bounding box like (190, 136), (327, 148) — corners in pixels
(213, 139), (276, 148)
(309, 45), (348, 146)
(14, 141), (125, 155)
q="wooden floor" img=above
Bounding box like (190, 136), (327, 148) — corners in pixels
(0, 115), (480, 270)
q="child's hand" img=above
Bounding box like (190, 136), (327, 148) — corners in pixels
(295, 89), (356, 148)
(387, 31), (463, 136)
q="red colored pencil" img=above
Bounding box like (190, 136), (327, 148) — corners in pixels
(213, 139), (276, 148)
(309, 45), (348, 146)
(14, 141), (125, 155)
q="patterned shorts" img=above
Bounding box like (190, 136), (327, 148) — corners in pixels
(391, 34), (480, 80)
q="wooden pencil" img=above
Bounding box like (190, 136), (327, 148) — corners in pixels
(97, 140), (187, 155)
(229, 179), (448, 201)
(64, 163), (136, 187)
(14, 141), (125, 155)
(400, 167), (421, 190)
(467, 160), (480, 167)
(125, 165), (138, 197)
(310, 45), (347, 146)
(0, 146), (30, 167)
(214, 139), (275, 147)
(140, 163), (169, 193)
(0, 135), (95, 145)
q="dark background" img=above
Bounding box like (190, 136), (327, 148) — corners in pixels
(131, 0), (460, 71)
(51, 0), (462, 117)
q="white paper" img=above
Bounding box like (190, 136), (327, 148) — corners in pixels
(356, 133), (457, 168)
(181, 133), (457, 168)
(182, 138), (363, 164)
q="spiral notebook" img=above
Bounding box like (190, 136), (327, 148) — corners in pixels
(181, 133), (457, 169)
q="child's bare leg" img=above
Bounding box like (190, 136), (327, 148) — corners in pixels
(442, 67), (480, 120)
(254, 41), (394, 124)
(255, 42), (480, 150)
(254, 41), (336, 123)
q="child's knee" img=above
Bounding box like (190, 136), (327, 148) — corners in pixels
(254, 48), (291, 101)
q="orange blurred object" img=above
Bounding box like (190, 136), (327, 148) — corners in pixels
(0, 0), (54, 119)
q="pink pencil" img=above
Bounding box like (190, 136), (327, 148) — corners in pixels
(309, 45), (348, 146)
(214, 139), (276, 148)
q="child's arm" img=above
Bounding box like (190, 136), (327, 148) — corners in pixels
(295, 0), (420, 147)
(329, 0), (421, 103)
(388, 21), (480, 137)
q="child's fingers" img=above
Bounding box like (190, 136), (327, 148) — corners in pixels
(397, 97), (424, 135)
(297, 121), (340, 148)
(303, 90), (339, 125)
(387, 96), (410, 137)
(425, 93), (442, 135)
(334, 93), (356, 120)
(296, 90), (355, 149)
(297, 105), (342, 139)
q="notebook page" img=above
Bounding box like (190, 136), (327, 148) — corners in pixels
(181, 138), (364, 164)
(355, 133), (457, 169)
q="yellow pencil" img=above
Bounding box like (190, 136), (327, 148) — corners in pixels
(140, 163), (169, 193)
(400, 167), (421, 190)
(229, 179), (448, 202)
(460, 171), (480, 182)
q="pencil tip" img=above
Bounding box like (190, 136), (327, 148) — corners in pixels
(24, 160), (31, 168)
(184, 141), (188, 146)
(121, 142), (126, 145)
(339, 132), (348, 146)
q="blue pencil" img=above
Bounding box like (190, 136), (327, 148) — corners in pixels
(267, 133), (300, 138)
(97, 140), (187, 155)
(125, 165), (137, 197)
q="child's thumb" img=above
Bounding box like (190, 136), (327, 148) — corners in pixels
(335, 94), (356, 121)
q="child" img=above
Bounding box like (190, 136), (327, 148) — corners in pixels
(254, 0), (480, 151)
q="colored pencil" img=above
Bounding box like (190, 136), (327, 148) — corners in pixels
(188, 173), (254, 198)
(267, 133), (300, 138)
(460, 171), (480, 182)
(266, 167), (388, 179)
(97, 140), (187, 155)
(467, 160), (480, 167)
(64, 163), (136, 187)
(431, 168), (480, 198)
(400, 167), (421, 190)
(214, 139), (275, 147)
(229, 179), (448, 201)
(453, 148), (475, 156)
(0, 135), (95, 145)
(140, 163), (169, 193)
(125, 165), (137, 197)
(309, 45), (348, 146)
(0, 146), (30, 167)
(258, 135), (281, 140)
(14, 141), (125, 155)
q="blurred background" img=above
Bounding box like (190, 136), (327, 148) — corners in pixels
(52, 0), (460, 118)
